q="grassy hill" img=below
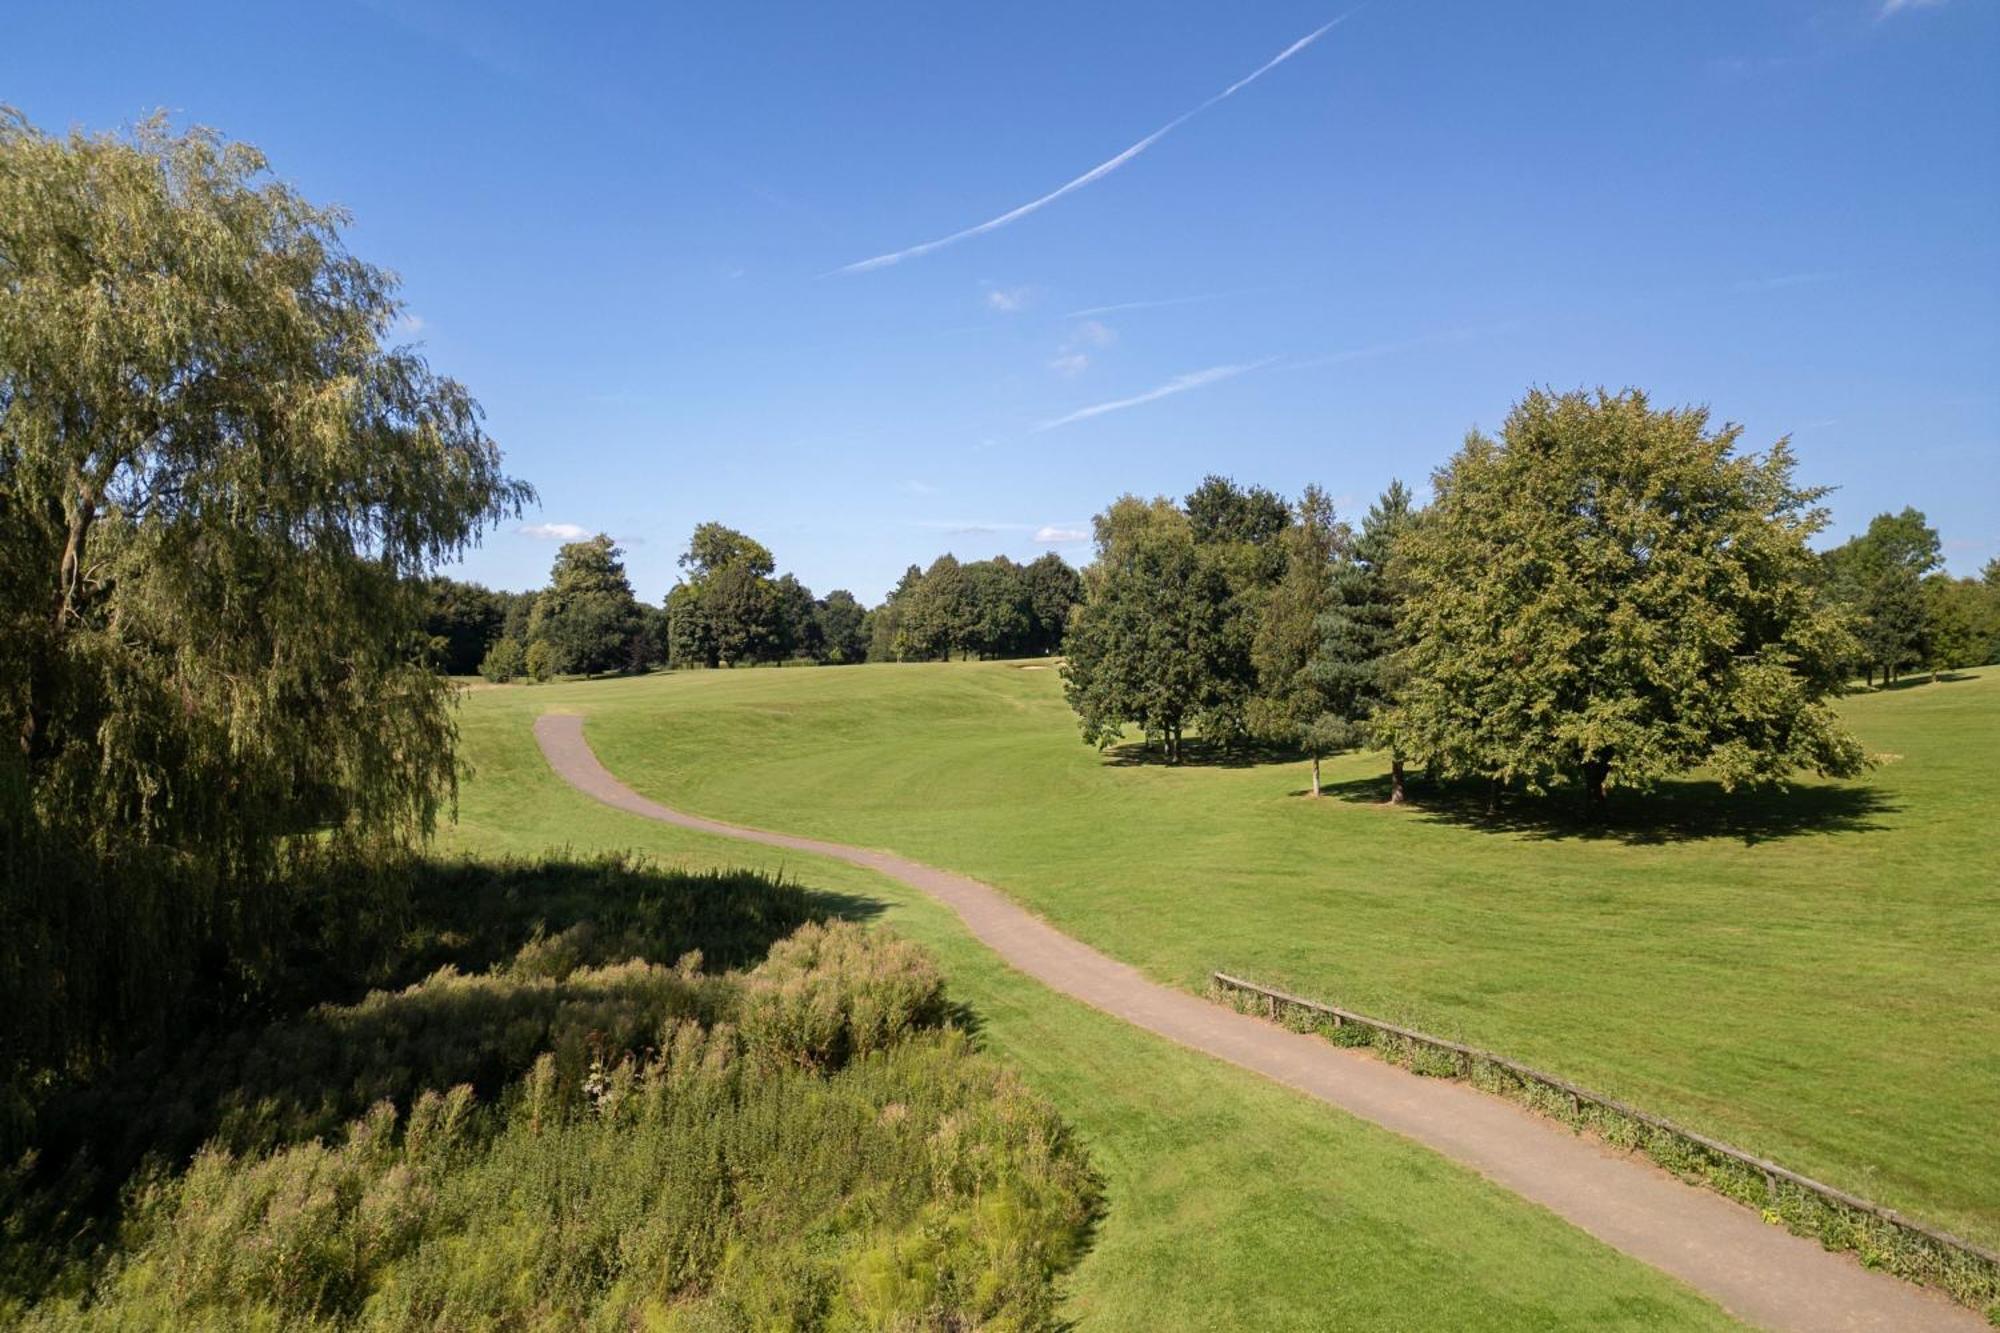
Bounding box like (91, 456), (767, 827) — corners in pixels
(446, 686), (1738, 1328)
(459, 663), (2000, 1253)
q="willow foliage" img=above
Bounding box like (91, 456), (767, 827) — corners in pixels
(0, 111), (528, 1108)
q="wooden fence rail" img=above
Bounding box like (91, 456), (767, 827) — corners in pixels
(1210, 970), (2000, 1294)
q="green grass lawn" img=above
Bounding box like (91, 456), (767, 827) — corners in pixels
(457, 661), (2000, 1252)
(444, 697), (1736, 1328)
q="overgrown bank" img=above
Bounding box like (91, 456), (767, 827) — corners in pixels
(3, 855), (1100, 1329)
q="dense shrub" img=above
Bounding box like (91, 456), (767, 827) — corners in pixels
(477, 636), (524, 682)
(5, 863), (1099, 1329)
(738, 919), (948, 1070)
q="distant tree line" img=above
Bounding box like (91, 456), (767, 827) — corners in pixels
(865, 552), (1082, 662)
(425, 527), (1086, 682)
(1062, 388), (1998, 804)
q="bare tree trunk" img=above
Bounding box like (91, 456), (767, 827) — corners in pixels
(1388, 756), (1406, 805)
(1310, 753), (1321, 797)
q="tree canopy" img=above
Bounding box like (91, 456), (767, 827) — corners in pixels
(1375, 388), (1865, 800)
(1308, 481), (1415, 798)
(0, 111), (527, 1099)
(1822, 508), (1945, 685)
(1246, 487), (1349, 793)
(1061, 496), (1247, 762)
(528, 535), (650, 676)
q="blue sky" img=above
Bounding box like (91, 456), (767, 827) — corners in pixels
(8, 0), (1997, 599)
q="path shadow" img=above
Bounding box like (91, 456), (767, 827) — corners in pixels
(1319, 773), (1898, 847)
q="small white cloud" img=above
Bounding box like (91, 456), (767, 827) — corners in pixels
(1034, 524), (1090, 543)
(1068, 319), (1117, 348)
(986, 285), (1033, 313)
(520, 522), (590, 541)
(393, 311), (426, 337)
(903, 479), (939, 495)
(1049, 319), (1117, 376)
(1880, 0), (1947, 15)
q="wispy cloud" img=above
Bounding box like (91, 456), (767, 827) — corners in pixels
(1035, 359), (1276, 432)
(1034, 524), (1090, 543)
(902, 479), (939, 495)
(1281, 322), (1501, 373)
(393, 311), (426, 337)
(831, 14), (1355, 275)
(913, 519), (1036, 537)
(1733, 271), (1837, 293)
(355, 0), (531, 80)
(1064, 288), (1266, 319)
(519, 521), (591, 541)
(1049, 318), (1118, 375)
(1067, 319), (1117, 347)
(985, 285), (1033, 312)
(1879, 0), (1948, 17)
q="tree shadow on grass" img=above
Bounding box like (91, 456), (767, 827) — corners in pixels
(1867, 671), (1978, 692)
(1317, 773), (1898, 847)
(1099, 736), (1297, 769)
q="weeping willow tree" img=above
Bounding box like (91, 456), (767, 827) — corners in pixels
(0, 110), (530, 1125)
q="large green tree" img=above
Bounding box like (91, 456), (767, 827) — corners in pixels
(1061, 496), (1245, 763)
(813, 589), (869, 664)
(961, 556), (1028, 658)
(1247, 486), (1350, 795)
(1919, 574), (1998, 676)
(1823, 508), (1942, 686)
(670, 522), (780, 666)
(1377, 389), (1864, 804)
(0, 112), (527, 1097)
(1019, 552), (1084, 655)
(894, 554), (973, 661)
(1311, 480), (1417, 801)
(528, 535), (647, 677)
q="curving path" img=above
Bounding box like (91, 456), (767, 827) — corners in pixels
(535, 712), (1979, 1332)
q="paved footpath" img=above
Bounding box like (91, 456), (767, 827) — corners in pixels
(535, 712), (1981, 1332)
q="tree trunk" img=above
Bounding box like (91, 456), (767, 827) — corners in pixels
(1388, 757), (1406, 805)
(1310, 754), (1321, 797)
(1582, 755), (1611, 808)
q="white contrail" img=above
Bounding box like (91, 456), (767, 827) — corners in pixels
(1034, 358), (1278, 432)
(832, 14), (1354, 276)
(1063, 288), (1268, 319)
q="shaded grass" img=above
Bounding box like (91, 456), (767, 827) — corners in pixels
(437, 698), (1737, 1328)
(469, 662), (2000, 1250)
